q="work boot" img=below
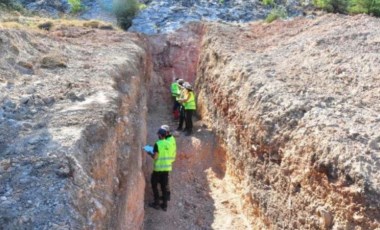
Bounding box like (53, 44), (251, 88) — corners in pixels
(176, 127), (183, 131)
(161, 193), (170, 201)
(148, 202), (160, 210)
(160, 204), (167, 212)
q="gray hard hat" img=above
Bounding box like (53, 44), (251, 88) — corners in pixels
(183, 82), (193, 90)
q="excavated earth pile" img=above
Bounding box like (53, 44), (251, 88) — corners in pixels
(0, 25), (151, 228)
(196, 14), (380, 229)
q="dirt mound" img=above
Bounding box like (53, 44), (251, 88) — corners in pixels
(196, 14), (380, 229)
(0, 23), (150, 228)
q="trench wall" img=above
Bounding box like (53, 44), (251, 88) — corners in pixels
(0, 27), (151, 229)
(195, 18), (380, 229)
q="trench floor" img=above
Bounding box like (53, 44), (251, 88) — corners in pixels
(142, 100), (251, 230)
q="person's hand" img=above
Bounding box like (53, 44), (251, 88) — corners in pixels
(143, 145), (154, 155)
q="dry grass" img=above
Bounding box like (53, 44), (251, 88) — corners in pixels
(0, 11), (115, 31)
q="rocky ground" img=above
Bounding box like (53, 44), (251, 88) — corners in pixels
(130, 0), (309, 34)
(14, 0), (313, 34)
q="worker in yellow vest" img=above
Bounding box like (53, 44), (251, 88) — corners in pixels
(179, 82), (196, 136)
(176, 81), (186, 132)
(160, 125), (176, 201)
(171, 78), (183, 120)
(146, 128), (175, 211)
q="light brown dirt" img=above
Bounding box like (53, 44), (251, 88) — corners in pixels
(196, 14), (380, 229)
(143, 96), (252, 230)
(0, 19), (150, 229)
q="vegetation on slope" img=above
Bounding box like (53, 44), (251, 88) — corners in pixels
(113, 0), (146, 30)
(313, 0), (380, 16)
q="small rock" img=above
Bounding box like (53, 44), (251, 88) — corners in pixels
(40, 55), (67, 69)
(317, 207), (333, 229)
(28, 136), (41, 145)
(42, 96), (55, 106)
(67, 92), (85, 102)
(368, 136), (380, 150)
(20, 97), (30, 104)
(26, 87), (36, 94)
(3, 100), (16, 109)
(55, 164), (71, 178)
(22, 122), (33, 130)
(38, 21), (53, 31)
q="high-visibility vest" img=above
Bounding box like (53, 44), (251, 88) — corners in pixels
(176, 88), (185, 102)
(184, 91), (196, 110)
(154, 139), (174, 172)
(171, 82), (180, 97)
(166, 135), (177, 163)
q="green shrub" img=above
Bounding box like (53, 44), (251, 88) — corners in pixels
(68, 0), (83, 13)
(138, 3), (147, 10)
(0, 0), (24, 11)
(113, 0), (140, 30)
(349, 0), (380, 16)
(265, 6), (287, 23)
(0, 0), (12, 6)
(262, 0), (275, 6)
(313, 0), (348, 13)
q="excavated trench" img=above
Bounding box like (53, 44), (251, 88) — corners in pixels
(2, 14), (380, 230)
(141, 23), (251, 230)
(139, 18), (380, 229)
(139, 23), (265, 230)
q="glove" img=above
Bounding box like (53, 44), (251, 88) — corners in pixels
(143, 145), (154, 155)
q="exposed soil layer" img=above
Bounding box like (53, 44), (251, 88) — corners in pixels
(196, 14), (380, 229)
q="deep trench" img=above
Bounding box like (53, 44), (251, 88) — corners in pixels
(136, 27), (252, 229)
(141, 66), (248, 230)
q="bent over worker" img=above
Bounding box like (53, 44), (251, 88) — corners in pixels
(147, 128), (175, 211)
(171, 78), (182, 120)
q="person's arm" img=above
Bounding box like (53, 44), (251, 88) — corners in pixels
(179, 90), (190, 103)
(152, 143), (159, 160)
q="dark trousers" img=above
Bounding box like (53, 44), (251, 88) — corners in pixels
(185, 109), (194, 133)
(172, 96), (180, 111)
(177, 105), (185, 130)
(151, 171), (169, 208)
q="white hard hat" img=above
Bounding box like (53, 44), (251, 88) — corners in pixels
(160, 125), (170, 132)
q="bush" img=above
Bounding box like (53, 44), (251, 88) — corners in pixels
(113, 0), (140, 30)
(265, 6), (287, 23)
(262, 0), (275, 6)
(0, 0), (12, 6)
(349, 0), (380, 16)
(68, 0), (83, 13)
(0, 0), (24, 11)
(313, 0), (348, 13)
